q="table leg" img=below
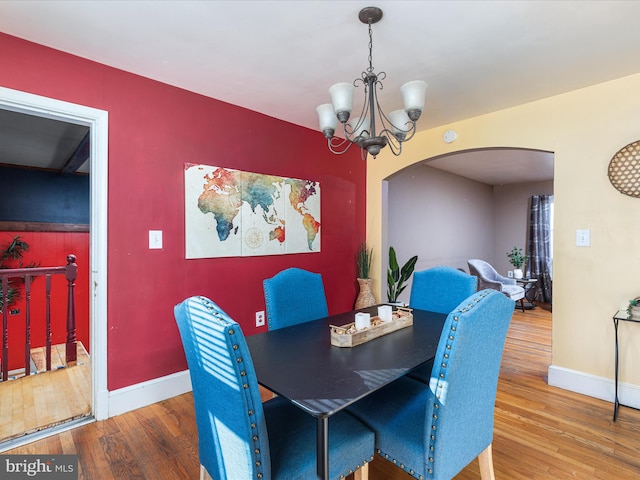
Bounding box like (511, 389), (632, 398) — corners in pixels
(316, 416), (329, 480)
(614, 317), (620, 421)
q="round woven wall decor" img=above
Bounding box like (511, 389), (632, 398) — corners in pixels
(608, 140), (640, 198)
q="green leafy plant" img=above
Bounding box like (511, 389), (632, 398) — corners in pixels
(356, 242), (373, 279)
(387, 246), (418, 303)
(506, 246), (529, 269)
(0, 235), (37, 310)
(628, 298), (640, 317)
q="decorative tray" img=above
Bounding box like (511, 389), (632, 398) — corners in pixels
(330, 307), (413, 348)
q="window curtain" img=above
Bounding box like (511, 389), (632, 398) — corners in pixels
(527, 195), (553, 303)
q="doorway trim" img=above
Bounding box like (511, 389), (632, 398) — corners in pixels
(0, 86), (109, 419)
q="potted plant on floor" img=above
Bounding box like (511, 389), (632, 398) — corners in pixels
(387, 246), (418, 305)
(355, 242), (376, 309)
(506, 246), (529, 279)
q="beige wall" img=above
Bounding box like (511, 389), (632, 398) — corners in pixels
(367, 73), (640, 398)
(386, 165), (494, 304)
(494, 180), (554, 275)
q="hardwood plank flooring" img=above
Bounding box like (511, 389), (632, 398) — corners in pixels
(5, 306), (640, 479)
(0, 343), (91, 444)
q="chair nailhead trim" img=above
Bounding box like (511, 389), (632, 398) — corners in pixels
(426, 290), (493, 478)
(210, 309), (264, 480)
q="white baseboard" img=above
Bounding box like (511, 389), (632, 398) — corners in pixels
(548, 365), (640, 410)
(106, 365), (640, 420)
(107, 370), (192, 418)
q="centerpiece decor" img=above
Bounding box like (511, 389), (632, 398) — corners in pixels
(330, 306), (413, 347)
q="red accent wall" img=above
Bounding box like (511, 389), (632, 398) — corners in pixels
(1, 232), (90, 371)
(0, 33), (366, 390)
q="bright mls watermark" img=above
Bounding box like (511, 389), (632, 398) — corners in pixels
(1, 455), (78, 479)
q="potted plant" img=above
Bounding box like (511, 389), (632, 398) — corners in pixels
(387, 246), (418, 304)
(355, 243), (376, 309)
(0, 235), (36, 311)
(506, 246), (529, 279)
(628, 297), (640, 319)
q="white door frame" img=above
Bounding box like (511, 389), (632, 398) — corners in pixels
(0, 86), (109, 419)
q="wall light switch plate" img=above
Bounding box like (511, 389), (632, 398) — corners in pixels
(149, 230), (163, 249)
(576, 229), (590, 247)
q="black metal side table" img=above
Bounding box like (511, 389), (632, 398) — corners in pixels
(612, 309), (640, 421)
(516, 277), (537, 309)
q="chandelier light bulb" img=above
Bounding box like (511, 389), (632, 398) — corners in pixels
(401, 80), (428, 120)
(316, 103), (337, 139)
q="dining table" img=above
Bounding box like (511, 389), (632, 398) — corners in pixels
(245, 304), (447, 480)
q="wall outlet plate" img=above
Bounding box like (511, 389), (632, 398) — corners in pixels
(507, 270), (514, 278)
(255, 310), (265, 327)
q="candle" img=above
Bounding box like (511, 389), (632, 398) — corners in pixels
(355, 312), (371, 331)
(378, 305), (393, 323)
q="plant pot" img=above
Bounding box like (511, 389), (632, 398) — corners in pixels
(355, 278), (376, 309)
(513, 269), (523, 279)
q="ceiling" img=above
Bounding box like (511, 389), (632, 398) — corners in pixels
(1, 0), (639, 183)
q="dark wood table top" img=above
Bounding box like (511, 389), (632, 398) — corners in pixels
(246, 305), (447, 417)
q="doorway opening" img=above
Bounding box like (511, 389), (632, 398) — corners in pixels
(383, 147), (554, 308)
(0, 86), (108, 449)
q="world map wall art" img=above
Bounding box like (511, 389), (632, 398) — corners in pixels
(184, 163), (321, 258)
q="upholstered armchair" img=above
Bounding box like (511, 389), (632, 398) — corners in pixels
(468, 258), (525, 312)
(174, 296), (373, 480)
(347, 289), (514, 480)
(408, 266), (478, 383)
(263, 267), (329, 330)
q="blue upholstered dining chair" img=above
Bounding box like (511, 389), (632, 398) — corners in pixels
(407, 266), (478, 383)
(409, 266), (478, 313)
(347, 289), (514, 480)
(263, 267), (329, 330)
(174, 296), (373, 480)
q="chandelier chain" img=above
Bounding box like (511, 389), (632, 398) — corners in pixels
(367, 22), (374, 74)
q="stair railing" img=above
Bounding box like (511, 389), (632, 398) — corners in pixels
(1, 254), (77, 381)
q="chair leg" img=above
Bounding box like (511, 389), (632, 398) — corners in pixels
(478, 444), (496, 480)
(520, 298), (525, 312)
(200, 464), (211, 480)
(353, 462), (369, 480)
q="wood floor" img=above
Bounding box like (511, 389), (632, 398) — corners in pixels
(5, 306), (640, 479)
(0, 343), (91, 445)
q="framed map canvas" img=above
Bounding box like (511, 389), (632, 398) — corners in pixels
(184, 163), (320, 258)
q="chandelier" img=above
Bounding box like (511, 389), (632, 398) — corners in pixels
(316, 6), (427, 159)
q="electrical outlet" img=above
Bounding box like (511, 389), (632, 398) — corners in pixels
(255, 310), (265, 327)
(507, 270), (514, 278)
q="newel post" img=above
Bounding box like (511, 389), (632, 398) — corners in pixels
(65, 254), (78, 366)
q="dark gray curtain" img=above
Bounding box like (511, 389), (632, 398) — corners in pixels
(527, 195), (553, 303)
